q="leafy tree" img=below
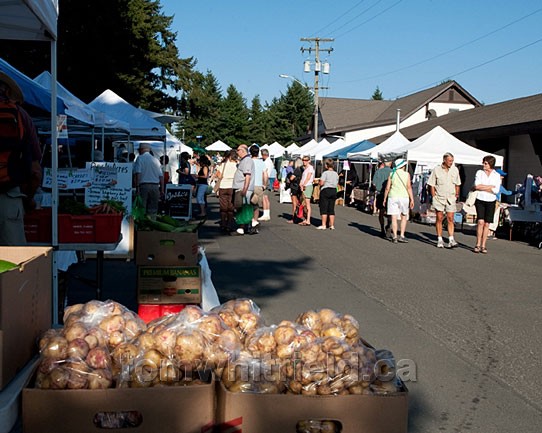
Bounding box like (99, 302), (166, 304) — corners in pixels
(219, 85), (249, 147)
(371, 86), (383, 100)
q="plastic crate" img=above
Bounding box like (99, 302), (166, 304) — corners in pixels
(137, 303), (194, 323)
(24, 208), (52, 243)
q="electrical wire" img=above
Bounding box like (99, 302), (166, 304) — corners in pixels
(394, 36), (542, 98)
(333, 0), (404, 39)
(324, 0), (385, 38)
(310, 0), (369, 38)
(340, 6), (542, 83)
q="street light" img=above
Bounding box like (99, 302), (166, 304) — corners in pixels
(279, 74), (318, 141)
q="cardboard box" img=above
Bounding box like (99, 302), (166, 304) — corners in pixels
(216, 381), (408, 433)
(136, 231), (198, 266)
(137, 265), (202, 304)
(0, 247), (52, 390)
(23, 378), (215, 433)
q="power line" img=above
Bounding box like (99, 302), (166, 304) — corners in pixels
(395, 36), (542, 98)
(324, 0), (385, 38)
(341, 6), (542, 83)
(311, 0), (369, 38)
(333, 0), (404, 39)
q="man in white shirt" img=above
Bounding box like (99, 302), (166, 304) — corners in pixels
(133, 143), (164, 218)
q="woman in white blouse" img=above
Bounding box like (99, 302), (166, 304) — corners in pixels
(473, 155), (501, 254)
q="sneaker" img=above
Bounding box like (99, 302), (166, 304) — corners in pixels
(257, 216), (270, 221)
(447, 239), (459, 248)
(251, 220), (260, 227)
(316, 226), (327, 230)
(248, 227), (259, 235)
(436, 239), (444, 248)
(329, 226), (335, 230)
(398, 236), (408, 243)
(391, 237), (398, 244)
(231, 228), (244, 236)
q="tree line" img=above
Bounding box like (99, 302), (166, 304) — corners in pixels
(2, 0), (314, 147)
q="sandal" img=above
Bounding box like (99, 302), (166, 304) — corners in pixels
(480, 247), (488, 254)
(299, 221), (310, 226)
(473, 246), (481, 253)
(287, 219), (294, 224)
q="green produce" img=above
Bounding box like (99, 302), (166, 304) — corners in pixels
(0, 259), (18, 273)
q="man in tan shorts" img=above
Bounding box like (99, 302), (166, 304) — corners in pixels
(427, 152), (461, 248)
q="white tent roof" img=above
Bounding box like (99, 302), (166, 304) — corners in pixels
(312, 138), (350, 160)
(397, 126), (504, 167)
(268, 141), (286, 157)
(139, 107), (183, 125)
(0, 0), (58, 41)
(206, 140), (231, 151)
(286, 142), (300, 153)
(308, 138), (332, 158)
(89, 89), (166, 138)
(349, 130), (410, 160)
(34, 71), (130, 133)
(294, 139), (318, 156)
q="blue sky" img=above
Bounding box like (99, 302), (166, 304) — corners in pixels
(160, 0), (541, 105)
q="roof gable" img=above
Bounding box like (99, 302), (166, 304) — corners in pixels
(320, 81), (481, 134)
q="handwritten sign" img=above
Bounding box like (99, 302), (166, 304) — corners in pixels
(42, 167), (92, 189)
(85, 162), (133, 255)
(165, 184), (193, 220)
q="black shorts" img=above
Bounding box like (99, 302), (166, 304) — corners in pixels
(375, 192), (386, 210)
(475, 199), (496, 222)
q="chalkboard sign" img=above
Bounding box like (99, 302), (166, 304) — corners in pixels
(165, 184), (193, 220)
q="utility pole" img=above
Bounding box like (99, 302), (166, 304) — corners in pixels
(301, 37), (334, 142)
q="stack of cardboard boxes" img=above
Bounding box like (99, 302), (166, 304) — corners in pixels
(135, 231), (201, 322)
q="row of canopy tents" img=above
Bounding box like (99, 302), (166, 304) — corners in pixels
(347, 126), (503, 168)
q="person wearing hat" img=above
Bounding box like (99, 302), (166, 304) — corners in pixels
(133, 142), (164, 218)
(382, 158), (414, 244)
(0, 71), (42, 245)
(487, 168), (512, 240)
(427, 152), (461, 248)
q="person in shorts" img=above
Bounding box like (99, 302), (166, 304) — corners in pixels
(299, 156), (314, 226)
(427, 152), (461, 248)
(382, 159), (414, 244)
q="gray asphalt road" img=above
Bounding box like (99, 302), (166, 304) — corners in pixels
(199, 194), (542, 433)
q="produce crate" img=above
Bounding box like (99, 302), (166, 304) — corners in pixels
(23, 375), (215, 433)
(216, 381), (408, 433)
(24, 211), (123, 244)
(137, 265), (202, 304)
(137, 303), (198, 323)
(23, 208), (52, 243)
(0, 247), (52, 390)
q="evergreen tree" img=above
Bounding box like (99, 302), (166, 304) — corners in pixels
(219, 85), (250, 147)
(371, 86), (384, 100)
(248, 96), (266, 145)
(181, 71), (222, 147)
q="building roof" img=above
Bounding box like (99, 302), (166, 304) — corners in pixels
(319, 80), (481, 135)
(369, 92), (542, 143)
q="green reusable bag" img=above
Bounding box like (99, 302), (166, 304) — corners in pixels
(235, 203), (253, 225)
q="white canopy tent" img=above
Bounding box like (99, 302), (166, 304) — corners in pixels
(34, 71), (131, 135)
(267, 141), (285, 157)
(348, 130), (410, 160)
(206, 140), (231, 152)
(395, 126), (504, 167)
(285, 142), (300, 154)
(89, 89), (166, 138)
(293, 139), (318, 156)
(312, 139), (351, 160)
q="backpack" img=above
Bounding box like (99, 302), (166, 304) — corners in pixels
(0, 101), (32, 191)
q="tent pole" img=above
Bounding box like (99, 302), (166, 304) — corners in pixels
(51, 39), (59, 325)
